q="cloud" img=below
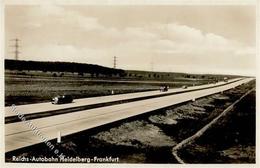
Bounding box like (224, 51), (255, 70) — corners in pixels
(38, 5), (66, 16)
(235, 47), (255, 56)
(25, 5), (104, 31)
(124, 27), (158, 41)
(61, 11), (103, 31)
(22, 44), (110, 66)
(167, 23), (204, 43)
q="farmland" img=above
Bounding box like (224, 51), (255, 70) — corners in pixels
(5, 70), (217, 106)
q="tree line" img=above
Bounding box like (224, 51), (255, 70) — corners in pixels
(5, 59), (126, 77)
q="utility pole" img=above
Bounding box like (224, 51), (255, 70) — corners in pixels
(10, 38), (20, 60)
(113, 56), (117, 69)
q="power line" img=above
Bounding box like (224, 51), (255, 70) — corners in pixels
(113, 56), (117, 69)
(10, 38), (20, 60)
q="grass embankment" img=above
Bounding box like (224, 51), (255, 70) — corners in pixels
(178, 87), (255, 163)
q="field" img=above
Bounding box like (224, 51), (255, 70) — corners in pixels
(5, 70), (215, 106)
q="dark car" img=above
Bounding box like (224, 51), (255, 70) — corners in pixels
(51, 95), (73, 104)
(160, 85), (169, 92)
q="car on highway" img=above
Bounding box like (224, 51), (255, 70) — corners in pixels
(51, 95), (73, 104)
(182, 85), (188, 89)
(224, 77), (228, 82)
(160, 85), (169, 92)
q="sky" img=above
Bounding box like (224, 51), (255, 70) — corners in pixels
(5, 5), (256, 75)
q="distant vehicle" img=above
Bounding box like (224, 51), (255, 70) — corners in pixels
(224, 77), (228, 82)
(52, 95), (73, 104)
(182, 85), (188, 89)
(160, 85), (169, 92)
